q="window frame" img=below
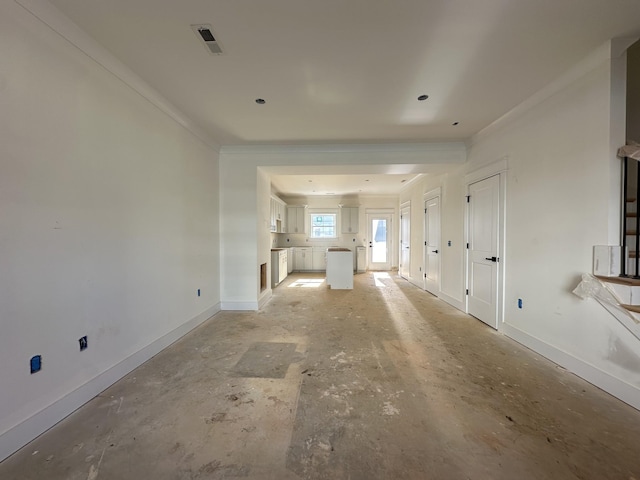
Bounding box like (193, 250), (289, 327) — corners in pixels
(308, 209), (338, 239)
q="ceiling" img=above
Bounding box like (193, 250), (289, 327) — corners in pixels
(271, 173), (421, 197)
(46, 0), (640, 195)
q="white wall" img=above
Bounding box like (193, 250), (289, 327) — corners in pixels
(219, 144), (466, 307)
(399, 169), (466, 307)
(471, 50), (640, 405)
(0, 2), (220, 460)
(400, 43), (640, 409)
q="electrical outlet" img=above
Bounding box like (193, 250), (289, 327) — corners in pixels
(30, 355), (42, 374)
(197, 289), (201, 297)
(79, 336), (88, 351)
(448, 240), (452, 246)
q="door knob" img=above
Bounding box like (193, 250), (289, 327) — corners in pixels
(485, 256), (498, 262)
(434, 250), (439, 254)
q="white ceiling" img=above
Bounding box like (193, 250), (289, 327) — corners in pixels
(271, 173), (421, 197)
(47, 0), (640, 195)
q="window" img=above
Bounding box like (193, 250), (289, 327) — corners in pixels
(310, 213), (337, 238)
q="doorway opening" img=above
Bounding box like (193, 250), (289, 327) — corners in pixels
(367, 213), (392, 270)
(465, 160), (507, 330)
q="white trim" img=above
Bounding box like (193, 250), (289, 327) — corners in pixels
(469, 38), (638, 147)
(502, 323), (640, 411)
(464, 158), (508, 330)
(424, 187), (442, 200)
(221, 301), (260, 311)
(14, 0), (220, 151)
(258, 290), (273, 309)
(464, 156), (509, 185)
(407, 276), (423, 290)
(423, 187), (442, 294)
(221, 142), (467, 156)
(437, 292), (465, 312)
(0, 303), (221, 462)
(365, 208), (395, 214)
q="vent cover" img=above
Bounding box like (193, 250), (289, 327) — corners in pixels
(191, 24), (223, 55)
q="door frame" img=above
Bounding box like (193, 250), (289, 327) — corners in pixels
(366, 211), (393, 270)
(464, 158), (507, 330)
(423, 187), (442, 294)
(400, 201), (411, 280)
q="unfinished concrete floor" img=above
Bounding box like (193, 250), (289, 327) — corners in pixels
(2, 272), (640, 479)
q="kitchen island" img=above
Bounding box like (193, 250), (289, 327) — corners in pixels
(326, 247), (353, 289)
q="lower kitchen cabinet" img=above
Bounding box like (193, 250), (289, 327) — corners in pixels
(312, 248), (326, 271)
(294, 247), (312, 271)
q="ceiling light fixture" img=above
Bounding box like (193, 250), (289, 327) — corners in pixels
(417, 94), (429, 101)
(255, 98), (266, 104)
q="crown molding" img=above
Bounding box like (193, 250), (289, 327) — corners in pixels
(15, 0), (221, 152)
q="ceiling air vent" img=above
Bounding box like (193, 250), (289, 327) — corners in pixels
(191, 24), (223, 55)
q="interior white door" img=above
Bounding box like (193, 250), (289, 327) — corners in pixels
(368, 215), (391, 270)
(424, 196), (440, 294)
(400, 206), (411, 279)
(467, 175), (500, 328)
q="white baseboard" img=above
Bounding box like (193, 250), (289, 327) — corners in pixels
(258, 290), (273, 309)
(437, 292), (465, 312)
(220, 301), (259, 311)
(0, 303), (221, 462)
(407, 276), (424, 290)
(501, 322), (640, 411)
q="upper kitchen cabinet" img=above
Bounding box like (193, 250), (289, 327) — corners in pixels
(340, 206), (359, 234)
(287, 206), (306, 234)
(270, 195), (287, 233)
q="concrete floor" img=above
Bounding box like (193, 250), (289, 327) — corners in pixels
(2, 272), (640, 479)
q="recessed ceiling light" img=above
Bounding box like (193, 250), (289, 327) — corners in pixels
(452, 121), (459, 126)
(417, 94), (429, 101)
(255, 98), (266, 104)
(308, 180), (312, 182)
(401, 179), (407, 183)
(365, 179), (370, 182)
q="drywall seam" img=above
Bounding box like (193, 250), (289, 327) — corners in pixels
(0, 303), (221, 462)
(501, 323), (640, 411)
(13, 0), (220, 151)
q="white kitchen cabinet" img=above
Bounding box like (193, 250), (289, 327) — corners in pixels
(294, 247), (312, 271)
(287, 206), (306, 234)
(286, 248), (294, 274)
(271, 249), (288, 288)
(341, 207), (359, 234)
(312, 248), (326, 271)
(326, 248), (354, 289)
(270, 196), (287, 232)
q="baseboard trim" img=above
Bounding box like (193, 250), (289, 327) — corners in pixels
(0, 303), (221, 462)
(501, 322), (640, 411)
(437, 292), (465, 312)
(407, 276), (423, 290)
(258, 290), (273, 309)
(220, 301), (259, 311)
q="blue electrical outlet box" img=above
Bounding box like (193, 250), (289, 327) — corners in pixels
(518, 298), (523, 309)
(197, 289), (201, 297)
(30, 355), (42, 374)
(79, 336), (88, 351)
